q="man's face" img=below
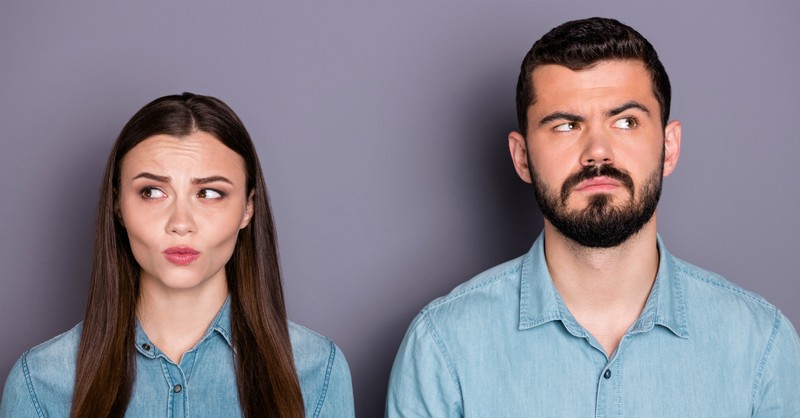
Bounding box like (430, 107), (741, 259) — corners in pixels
(508, 60), (681, 247)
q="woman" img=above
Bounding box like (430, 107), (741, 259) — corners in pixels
(0, 93), (354, 417)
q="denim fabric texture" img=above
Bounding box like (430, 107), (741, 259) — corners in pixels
(386, 233), (800, 417)
(0, 298), (355, 417)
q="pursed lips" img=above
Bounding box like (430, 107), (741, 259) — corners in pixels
(573, 176), (622, 192)
(163, 246), (201, 265)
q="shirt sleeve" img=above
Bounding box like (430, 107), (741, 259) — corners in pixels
(385, 312), (462, 418)
(314, 343), (355, 418)
(0, 353), (44, 418)
(751, 312), (800, 417)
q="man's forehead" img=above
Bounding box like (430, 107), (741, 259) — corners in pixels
(529, 60), (657, 110)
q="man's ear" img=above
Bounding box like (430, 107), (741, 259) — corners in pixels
(508, 131), (533, 183)
(240, 190), (255, 229)
(662, 120), (682, 177)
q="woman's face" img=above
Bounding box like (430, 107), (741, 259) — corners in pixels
(117, 131), (253, 294)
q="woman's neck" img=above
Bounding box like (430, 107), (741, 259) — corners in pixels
(136, 276), (228, 363)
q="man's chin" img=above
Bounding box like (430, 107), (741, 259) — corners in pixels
(565, 200), (630, 218)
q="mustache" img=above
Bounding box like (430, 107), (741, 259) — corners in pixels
(560, 164), (635, 202)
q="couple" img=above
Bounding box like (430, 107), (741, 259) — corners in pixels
(2, 17), (799, 418)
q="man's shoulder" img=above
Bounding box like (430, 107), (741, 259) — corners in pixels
(672, 256), (777, 318)
(669, 255), (782, 326)
(419, 254), (526, 320)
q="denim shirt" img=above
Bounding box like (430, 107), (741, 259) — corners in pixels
(1, 298), (355, 417)
(386, 234), (800, 417)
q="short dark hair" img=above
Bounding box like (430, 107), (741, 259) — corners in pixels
(515, 17), (671, 135)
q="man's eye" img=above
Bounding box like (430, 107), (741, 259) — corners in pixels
(553, 122), (577, 132)
(613, 117), (638, 129)
(141, 188), (166, 199)
(198, 189), (224, 199)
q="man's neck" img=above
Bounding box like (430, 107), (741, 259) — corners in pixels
(543, 217), (660, 356)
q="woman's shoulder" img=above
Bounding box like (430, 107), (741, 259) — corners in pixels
(1, 324), (81, 417)
(20, 323), (82, 368)
(288, 321), (348, 379)
(287, 322), (354, 417)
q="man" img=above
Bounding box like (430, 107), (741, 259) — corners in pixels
(386, 17), (800, 417)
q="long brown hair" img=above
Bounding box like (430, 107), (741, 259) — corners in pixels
(70, 93), (305, 417)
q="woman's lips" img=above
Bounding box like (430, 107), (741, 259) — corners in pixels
(163, 247), (200, 266)
(573, 176), (621, 192)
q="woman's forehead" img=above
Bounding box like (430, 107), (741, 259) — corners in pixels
(120, 132), (246, 183)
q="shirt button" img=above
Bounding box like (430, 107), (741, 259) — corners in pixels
(173, 384), (182, 393)
(603, 369), (611, 379)
(141, 343), (151, 351)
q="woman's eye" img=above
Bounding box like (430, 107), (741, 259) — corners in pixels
(141, 188), (166, 199)
(613, 117), (638, 129)
(198, 189), (224, 199)
(553, 122), (577, 132)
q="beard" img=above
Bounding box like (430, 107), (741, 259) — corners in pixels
(530, 159), (663, 248)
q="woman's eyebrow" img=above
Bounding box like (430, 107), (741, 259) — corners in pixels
(132, 172), (170, 183)
(131, 173), (233, 185)
(192, 176), (233, 185)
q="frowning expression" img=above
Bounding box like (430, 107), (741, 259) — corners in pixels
(117, 131), (253, 292)
(509, 60), (681, 246)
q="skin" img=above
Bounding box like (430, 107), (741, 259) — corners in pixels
(117, 131), (253, 362)
(508, 60), (682, 356)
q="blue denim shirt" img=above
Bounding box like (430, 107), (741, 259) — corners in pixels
(1, 298), (355, 417)
(386, 234), (800, 417)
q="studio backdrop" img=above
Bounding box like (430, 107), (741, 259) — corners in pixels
(1, 1), (798, 416)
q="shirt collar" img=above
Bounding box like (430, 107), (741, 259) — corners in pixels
(518, 233), (688, 339)
(134, 296), (234, 359)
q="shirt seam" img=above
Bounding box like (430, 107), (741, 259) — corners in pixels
(750, 307), (782, 412)
(311, 339), (337, 418)
(422, 264), (521, 313)
(640, 255), (688, 338)
(21, 351), (45, 418)
(519, 252), (564, 329)
(422, 311), (463, 411)
(670, 259), (689, 336)
(674, 262), (774, 310)
(208, 297), (233, 348)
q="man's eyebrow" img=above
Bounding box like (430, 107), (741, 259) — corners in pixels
(539, 112), (585, 126)
(192, 176), (233, 185)
(607, 101), (651, 118)
(132, 172), (170, 183)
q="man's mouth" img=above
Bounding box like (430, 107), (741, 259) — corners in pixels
(573, 176), (622, 192)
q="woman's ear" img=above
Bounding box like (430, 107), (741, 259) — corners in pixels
(240, 190), (255, 229)
(114, 189), (125, 227)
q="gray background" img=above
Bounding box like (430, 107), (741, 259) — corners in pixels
(1, 1), (798, 416)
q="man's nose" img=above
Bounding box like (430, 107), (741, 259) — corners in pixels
(580, 129), (615, 167)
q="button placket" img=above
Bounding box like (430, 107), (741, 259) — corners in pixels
(161, 358), (188, 418)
